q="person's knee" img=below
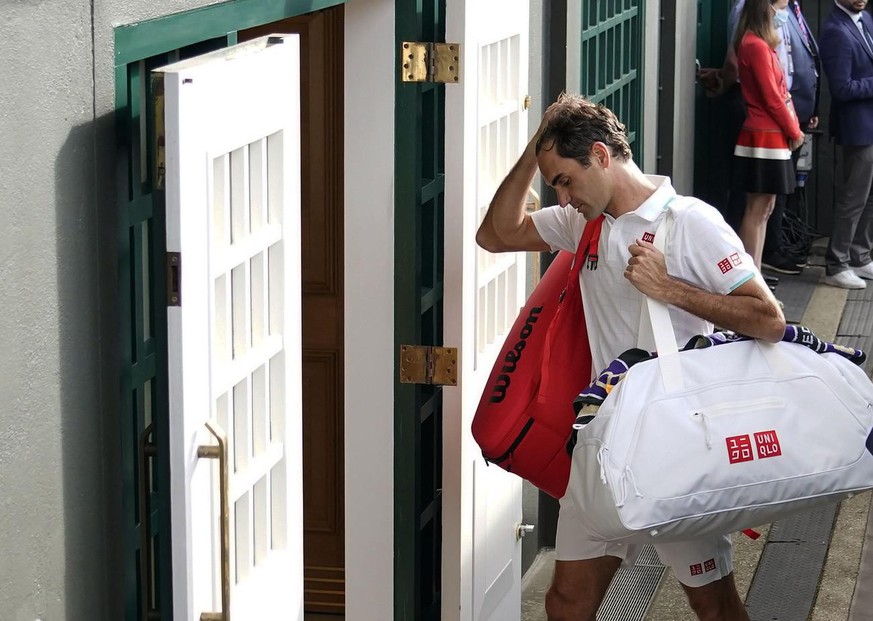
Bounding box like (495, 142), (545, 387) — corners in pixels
(682, 574), (749, 621)
(544, 583), (597, 621)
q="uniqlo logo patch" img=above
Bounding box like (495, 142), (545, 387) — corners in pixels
(704, 558), (717, 572)
(726, 435), (754, 464)
(717, 258), (733, 274)
(730, 252), (741, 266)
(755, 430), (782, 459)
(642, 231), (655, 243)
(690, 563), (703, 576)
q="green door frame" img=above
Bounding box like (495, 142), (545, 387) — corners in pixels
(113, 2), (343, 619)
(394, 1), (447, 619)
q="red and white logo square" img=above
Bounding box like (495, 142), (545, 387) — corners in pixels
(704, 558), (717, 573)
(730, 252), (741, 266)
(717, 258), (733, 274)
(726, 435), (754, 464)
(690, 563), (703, 576)
(642, 231), (655, 244)
(755, 430), (782, 459)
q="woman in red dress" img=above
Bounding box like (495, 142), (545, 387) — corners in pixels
(732, 0), (804, 269)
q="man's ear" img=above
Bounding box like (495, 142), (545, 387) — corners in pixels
(592, 142), (611, 169)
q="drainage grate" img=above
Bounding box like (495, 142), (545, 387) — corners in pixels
(744, 504), (838, 621)
(595, 545), (665, 621)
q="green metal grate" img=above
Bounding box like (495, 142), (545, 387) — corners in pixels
(395, 0), (447, 619)
(578, 0), (645, 157)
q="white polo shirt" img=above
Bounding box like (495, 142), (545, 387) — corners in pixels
(531, 175), (757, 375)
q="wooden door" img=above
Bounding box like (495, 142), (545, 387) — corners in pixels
(159, 35), (305, 620)
(240, 7), (346, 615)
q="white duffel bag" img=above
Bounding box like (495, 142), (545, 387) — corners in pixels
(568, 222), (873, 544)
(569, 335), (873, 544)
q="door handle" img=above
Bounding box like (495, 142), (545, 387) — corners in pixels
(139, 423), (160, 620)
(516, 523), (535, 541)
(198, 421), (231, 621)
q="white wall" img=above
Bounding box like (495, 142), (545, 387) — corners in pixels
(0, 1), (246, 619)
(344, 1), (396, 619)
(2, 2), (105, 619)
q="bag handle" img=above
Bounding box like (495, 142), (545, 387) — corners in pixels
(570, 215), (604, 283)
(538, 215), (605, 399)
(644, 208), (791, 393)
(644, 211), (685, 392)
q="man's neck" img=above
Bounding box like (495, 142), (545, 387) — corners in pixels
(835, 1), (861, 19)
(604, 163), (658, 218)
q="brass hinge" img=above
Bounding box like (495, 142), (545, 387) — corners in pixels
(166, 252), (181, 306)
(400, 345), (458, 385)
(153, 72), (166, 191)
(401, 42), (461, 84)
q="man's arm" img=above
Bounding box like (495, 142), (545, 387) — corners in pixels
(626, 240), (786, 342)
(820, 22), (873, 103)
(476, 119), (552, 253)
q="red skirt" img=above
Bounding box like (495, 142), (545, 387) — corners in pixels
(732, 127), (796, 194)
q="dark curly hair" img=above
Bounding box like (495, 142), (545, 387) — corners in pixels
(535, 94), (632, 167)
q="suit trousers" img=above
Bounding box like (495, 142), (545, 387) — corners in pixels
(827, 144), (873, 274)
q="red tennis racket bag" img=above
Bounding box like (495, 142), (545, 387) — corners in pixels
(472, 216), (602, 498)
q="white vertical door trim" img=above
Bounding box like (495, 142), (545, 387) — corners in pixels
(672, 0), (698, 193)
(343, 1), (397, 620)
(566, 0), (582, 94)
(444, 2), (475, 618)
(643, 0), (662, 173)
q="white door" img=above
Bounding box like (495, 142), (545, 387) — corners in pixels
(445, 1), (530, 619)
(158, 35), (304, 621)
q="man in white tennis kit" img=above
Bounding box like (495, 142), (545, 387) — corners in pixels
(476, 95), (786, 620)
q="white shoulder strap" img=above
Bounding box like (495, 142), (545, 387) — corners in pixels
(645, 209), (686, 392)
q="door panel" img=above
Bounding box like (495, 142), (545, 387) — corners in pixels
(240, 9), (346, 613)
(473, 9), (529, 619)
(445, 0), (529, 618)
(159, 36), (304, 620)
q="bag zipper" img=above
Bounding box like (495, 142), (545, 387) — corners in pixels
(482, 417), (535, 471)
(693, 397), (786, 449)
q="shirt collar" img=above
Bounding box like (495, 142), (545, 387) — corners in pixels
(631, 175), (677, 222)
(835, 1), (863, 23)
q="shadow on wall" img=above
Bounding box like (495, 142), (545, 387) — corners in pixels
(55, 113), (123, 621)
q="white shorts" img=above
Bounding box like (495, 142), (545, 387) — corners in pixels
(555, 494), (734, 588)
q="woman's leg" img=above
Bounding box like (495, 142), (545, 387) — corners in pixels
(739, 193), (776, 268)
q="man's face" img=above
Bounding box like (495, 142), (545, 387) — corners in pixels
(537, 141), (611, 220)
(837, 0), (867, 13)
